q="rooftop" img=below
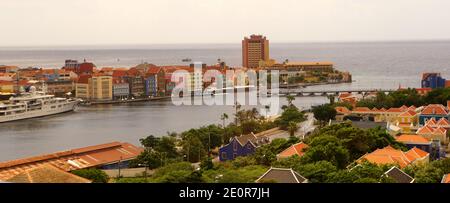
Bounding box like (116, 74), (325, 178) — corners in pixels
(277, 142), (309, 159)
(396, 134), (431, 144)
(356, 146), (428, 168)
(383, 166), (414, 183)
(0, 142), (143, 181)
(256, 167), (308, 183)
(6, 164), (91, 183)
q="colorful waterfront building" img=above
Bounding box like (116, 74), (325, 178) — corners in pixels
(112, 78), (129, 100)
(145, 67), (165, 97)
(219, 133), (270, 161)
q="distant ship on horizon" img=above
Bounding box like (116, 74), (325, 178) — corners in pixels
(182, 58), (192, 62)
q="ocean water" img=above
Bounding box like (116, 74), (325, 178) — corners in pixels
(1, 41), (450, 161)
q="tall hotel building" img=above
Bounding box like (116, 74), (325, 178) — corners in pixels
(242, 35), (270, 68)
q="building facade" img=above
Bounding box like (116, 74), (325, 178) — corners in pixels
(242, 35), (269, 68)
(422, 73), (446, 89)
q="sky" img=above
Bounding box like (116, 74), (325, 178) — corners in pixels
(1, 0), (450, 46)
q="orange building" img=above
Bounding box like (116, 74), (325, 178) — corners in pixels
(355, 146), (429, 168)
(277, 142), (309, 160)
(242, 35), (269, 68)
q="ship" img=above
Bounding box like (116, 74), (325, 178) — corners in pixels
(182, 58), (192, 62)
(0, 87), (79, 123)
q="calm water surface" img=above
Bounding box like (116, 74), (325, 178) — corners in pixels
(1, 41), (450, 161)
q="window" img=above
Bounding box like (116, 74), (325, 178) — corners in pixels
(233, 153), (237, 159)
(221, 152), (227, 160)
(233, 141), (238, 151)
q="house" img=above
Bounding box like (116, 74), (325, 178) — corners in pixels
(382, 166), (414, 183)
(255, 167), (308, 183)
(419, 104), (450, 125)
(421, 73), (446, 89)
(395, 110), (418, 133)
(6, 164), (91, 183)
(355, 146), (429, 168)
(219, 133), (269, 161)
(0, 142), (143, 181)
(335, 106), (351, 121)
(442, 174), (450, 183)
(416, 125), (447, 144)
(277, 142), (309, 160)
(395, 134), (432, 153)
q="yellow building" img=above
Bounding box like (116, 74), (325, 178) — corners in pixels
(395, 110), (419, 133)
(0, 81), (14, 93)
(75, 75), (91, 99)
(89, 75), (113, 101)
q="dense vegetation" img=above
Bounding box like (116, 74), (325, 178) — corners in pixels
(356, 87), (450, 109)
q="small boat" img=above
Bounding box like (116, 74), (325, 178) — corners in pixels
(182, 58), (192, 62)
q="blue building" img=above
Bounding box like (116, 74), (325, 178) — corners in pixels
(145, 75), (158, 97)
(418, 104), (450, 125)
(421, 73), (446, 89)
(219, 133), (270, 161)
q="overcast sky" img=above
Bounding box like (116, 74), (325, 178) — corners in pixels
(1, 0), (450, 46)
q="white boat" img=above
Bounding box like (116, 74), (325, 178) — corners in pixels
(0, 87), (78, 123)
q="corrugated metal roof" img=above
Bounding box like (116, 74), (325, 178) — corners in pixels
(0, 142), (143, 181)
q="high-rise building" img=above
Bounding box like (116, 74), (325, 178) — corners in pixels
(242, 35), (269, 68)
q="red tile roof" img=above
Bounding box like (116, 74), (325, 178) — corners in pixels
(398, 110), (417, 117)
(421, 104), (448, 115)
(396, 134), (431, 144)
(0, 142), (143, 181)
(357, 146), (428, 168)
(277, 142), (309, 159)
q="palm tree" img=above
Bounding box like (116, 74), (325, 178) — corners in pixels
(286, 95), (295, 106)
(220, 113), (229, 128)
(288, 121), (299, 137)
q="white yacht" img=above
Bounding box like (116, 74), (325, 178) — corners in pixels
(0, 87), (78, 123)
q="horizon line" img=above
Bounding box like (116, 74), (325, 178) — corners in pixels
(1, 38), (450, 50)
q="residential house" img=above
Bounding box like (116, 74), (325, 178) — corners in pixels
(277, 142), (309, 160)
(416, 125), (447, 144)
(0, 142), (143, 181)
(219, 133), (269, 161)
(395, 134), (432, 153)
(0, 81), (14, 93)
(0, 65), (19, 73)
(355, 146), (429, 168)
(256, 167), (308, 183)
(419, 104), (450, 125)
(395, 110), (418, 133)
(6, 164), (91, 183)
(382, 166), (414, 183)
(335, 106), (351, 121)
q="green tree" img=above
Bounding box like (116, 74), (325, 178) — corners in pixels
(287, 121), (299, 137)
(220, 113), (229, 128)
(71, 168), (109, 183)
(294, 161), (338, 183)
(275, 106), (305, 130)
(301, 135), (350, 169)
(312, 104), (337, 125)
